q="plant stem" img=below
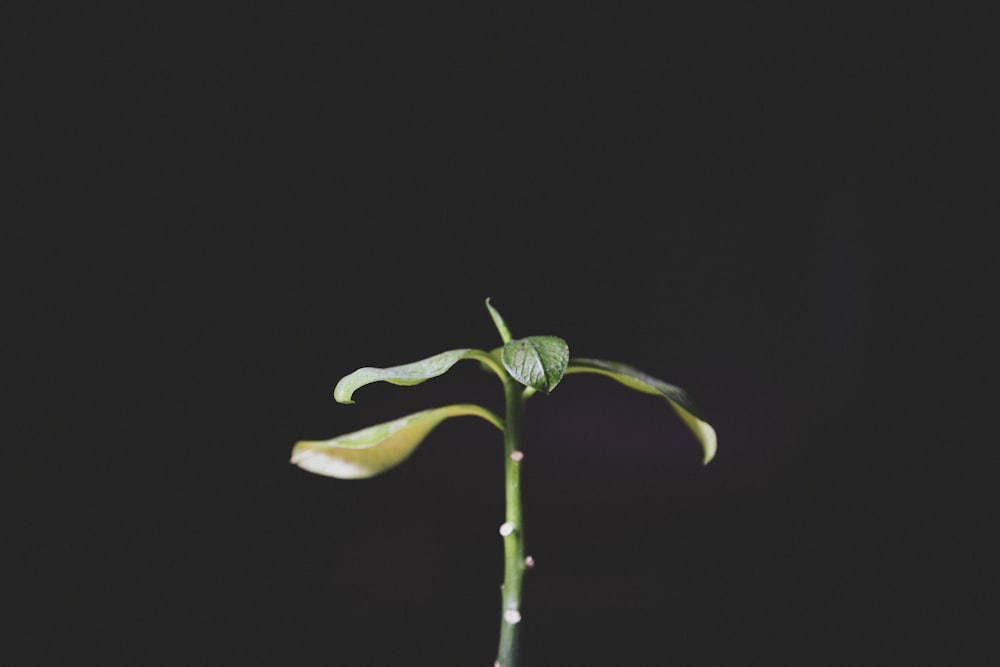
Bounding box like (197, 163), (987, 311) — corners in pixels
(496, 377), (527, 667)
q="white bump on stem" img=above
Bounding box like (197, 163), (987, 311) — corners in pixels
(504, 609), (522, 625)
(509, 450), (524, 462)
(524, 555), (535, 568)
(499, 521), (515, 537)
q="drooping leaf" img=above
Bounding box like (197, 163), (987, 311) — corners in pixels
(565, 358), (718, 464)
(291, 404), (504, 479)
(501, 336), (569, 393)
(334, 348), (497, 404)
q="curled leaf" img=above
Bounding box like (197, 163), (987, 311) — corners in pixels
(565, 358), (718, 464)
(334, 348), (499, 403)
(291, 404), (504, 479)
(501, 336), (569, 393)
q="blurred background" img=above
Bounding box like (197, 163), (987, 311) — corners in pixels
(12, 5), (981, 665)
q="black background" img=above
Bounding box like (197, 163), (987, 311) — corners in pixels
(11, 5), (987, 666)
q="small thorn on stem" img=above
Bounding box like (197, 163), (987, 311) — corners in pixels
(509, 450), (524, 462)
(504, 609), (522, 625)
(524, 555), (535, 568)
(499, 521), (515, 537)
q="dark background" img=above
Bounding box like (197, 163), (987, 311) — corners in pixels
(12, 5), (986, 666)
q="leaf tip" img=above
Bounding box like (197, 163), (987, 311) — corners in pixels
(289, 441), (312, 465)
(486, 297), (513, 343)
(699, 424), (718, 465)
(333, 381), (356, 404)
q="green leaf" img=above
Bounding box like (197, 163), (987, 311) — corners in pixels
(501, 336), (569, 393)
(565, 358), (718, 464)
(334, 349), (496, 403)
(291, 404), (504, 479)
(485, 297), (513, 343)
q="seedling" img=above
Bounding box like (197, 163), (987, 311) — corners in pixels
(291, 299), (717, 666)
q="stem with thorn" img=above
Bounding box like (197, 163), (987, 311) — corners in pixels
(496, 374), (527, 667)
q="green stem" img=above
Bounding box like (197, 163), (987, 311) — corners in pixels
(496, 377), (527, 667)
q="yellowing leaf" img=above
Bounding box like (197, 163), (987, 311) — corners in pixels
(291, 404), (503, 479)
(334, 348), (500, 403)
(565, 358), (718, 464)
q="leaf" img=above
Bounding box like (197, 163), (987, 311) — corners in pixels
(565, 358), (718, 464)
(485, 297), (513, 343)
(291, 404), (504, 479)
(501, 336), (569, 393)
(334, 348), (494, 404)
